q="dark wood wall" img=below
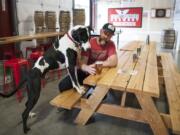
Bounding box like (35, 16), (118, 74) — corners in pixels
(0, 0), (15, 60)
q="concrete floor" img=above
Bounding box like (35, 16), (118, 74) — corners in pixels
(0, 46), (179, 135)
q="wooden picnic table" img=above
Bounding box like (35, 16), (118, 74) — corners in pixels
(50, 40), (180, 135)
(120, 40), (143, 51)
(0, 32), (64, 45)
(74, 41), (169, 135)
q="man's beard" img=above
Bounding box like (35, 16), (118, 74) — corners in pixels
(99, 37), (108, 45)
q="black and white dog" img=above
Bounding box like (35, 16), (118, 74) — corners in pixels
(0, 25), (93, 133)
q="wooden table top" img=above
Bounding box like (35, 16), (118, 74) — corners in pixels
(84, 41), (159, 98)
(0, 32), (65, 45)
(120, 40), (143, 51)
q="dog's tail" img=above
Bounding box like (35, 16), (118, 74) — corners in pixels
(0, 78), (27, 98)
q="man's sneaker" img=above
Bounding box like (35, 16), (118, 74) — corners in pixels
(86, 93), (108, 101)
(86, 93), (92, 98)
(56, 108), (68, 113)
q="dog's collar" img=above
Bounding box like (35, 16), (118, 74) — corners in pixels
(67, 33), (80, 47)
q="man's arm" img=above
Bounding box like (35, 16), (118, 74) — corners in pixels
(102, 54), (118, 67)
(81, 53), (118, 74)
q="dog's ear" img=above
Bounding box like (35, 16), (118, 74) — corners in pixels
(71, 29), (80, 43)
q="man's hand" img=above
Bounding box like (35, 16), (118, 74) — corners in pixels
(81, 64), (96, 75)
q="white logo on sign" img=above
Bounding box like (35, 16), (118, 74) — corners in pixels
(116, 9), (129, 17)
(110, 9), (139, 22)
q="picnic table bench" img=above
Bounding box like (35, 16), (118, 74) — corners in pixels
(50, 41), (180, 135)
(159, 52), (180, 135)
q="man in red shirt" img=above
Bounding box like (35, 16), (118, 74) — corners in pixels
(58, 23), (118, 92)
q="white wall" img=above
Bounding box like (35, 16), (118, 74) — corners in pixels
(16, 0), (73, 56)
(95, 0), (174, 48)
(16, 0), (178, 54)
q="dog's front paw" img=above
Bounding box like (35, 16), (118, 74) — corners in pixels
(80, 86), (86, 94)
(74, 86), (85, 95)
(78, 88), (85, 95)
(79, 89), (85, 95)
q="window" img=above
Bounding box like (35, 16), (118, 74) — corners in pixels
(73, 0), (90, 26)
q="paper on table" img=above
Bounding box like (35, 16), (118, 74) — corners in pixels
(117, 69), (127, 74)
(129, 70), (138, 75)
(118, 69), (138, 75)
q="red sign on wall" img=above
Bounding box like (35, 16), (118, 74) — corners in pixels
(108, 7), (143, 28)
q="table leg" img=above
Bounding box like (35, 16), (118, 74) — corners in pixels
(136, 93), (169, 135)
(75, 85), (109, 125)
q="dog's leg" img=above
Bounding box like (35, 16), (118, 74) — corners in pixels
(22, 75), (41, 134)
(66, 49), (85, 94)
(67, 66), (85, 94)
(74, 66), (84, 89)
